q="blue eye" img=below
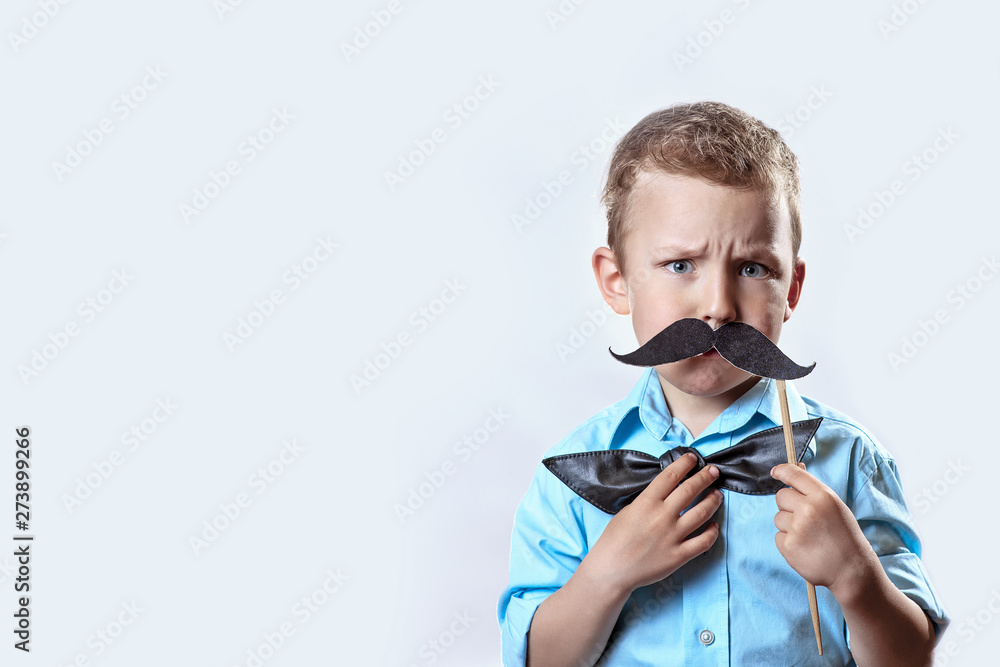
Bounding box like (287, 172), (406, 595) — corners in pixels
(740, 262), (768, 278)
(665, 260), (693, 274)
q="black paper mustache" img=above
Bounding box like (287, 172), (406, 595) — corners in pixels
(609, 318), (815, 380)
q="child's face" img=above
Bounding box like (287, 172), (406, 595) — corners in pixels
(615, 170), (805, 400)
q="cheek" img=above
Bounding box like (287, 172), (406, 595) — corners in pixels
(637, 295), (685, 333)
(747, 280), (790, 311)
(642, 278), (691, 310)
(737, 284), (789, 331)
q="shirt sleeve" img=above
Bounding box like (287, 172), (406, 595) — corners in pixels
(848, 450), (950, 646)
(497, 461), (589, 666)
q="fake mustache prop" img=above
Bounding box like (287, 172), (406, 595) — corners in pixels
(609, 318), (815, 380)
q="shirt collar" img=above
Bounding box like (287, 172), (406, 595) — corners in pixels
(635, 367), (672, 441)
(621, 367), (814, 455)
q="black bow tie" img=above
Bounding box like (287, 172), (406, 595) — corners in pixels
(542, 418), (823, 514)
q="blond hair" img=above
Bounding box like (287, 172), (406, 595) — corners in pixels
(601, 101), (801, 279)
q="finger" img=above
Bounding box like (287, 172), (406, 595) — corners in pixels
(774, 486), (804, 512)
(674, 521), (720, 562)
(770, 462), (821, 494)
(677, 489), (724, 535)
(773, 508), (793, 533)
(666, 464), (721, 513)
(774, 530), (787, 557)
(642, 453), (699, 501)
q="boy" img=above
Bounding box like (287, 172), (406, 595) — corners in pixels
(498, 101), (948, 666)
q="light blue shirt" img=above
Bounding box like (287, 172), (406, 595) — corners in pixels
(498, 367), (949, 666)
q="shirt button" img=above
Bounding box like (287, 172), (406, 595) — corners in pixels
(699, 629), (715, 645)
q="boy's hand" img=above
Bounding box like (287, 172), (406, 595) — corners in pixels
(579, 453), (723, 597)
(770, 463), (879, 600)
(770, 464), (937, 667)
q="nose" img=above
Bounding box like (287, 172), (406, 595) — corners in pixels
(699, 270), (737, 330)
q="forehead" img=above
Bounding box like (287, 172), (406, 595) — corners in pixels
(626, 170), (792, 253)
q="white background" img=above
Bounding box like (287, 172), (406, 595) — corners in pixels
(2, 1), (997, 665)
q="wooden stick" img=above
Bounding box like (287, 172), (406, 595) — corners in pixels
(776, 379), (823, 656)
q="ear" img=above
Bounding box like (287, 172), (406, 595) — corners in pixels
(783, 257), (806, 322)
(592, 246), (631, 316)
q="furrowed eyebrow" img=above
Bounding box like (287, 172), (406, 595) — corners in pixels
(648, 244), (706, 256)
(750, 244), (785, 266)
(649, 243), (777, 257)
(649, 243), (785, 271)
